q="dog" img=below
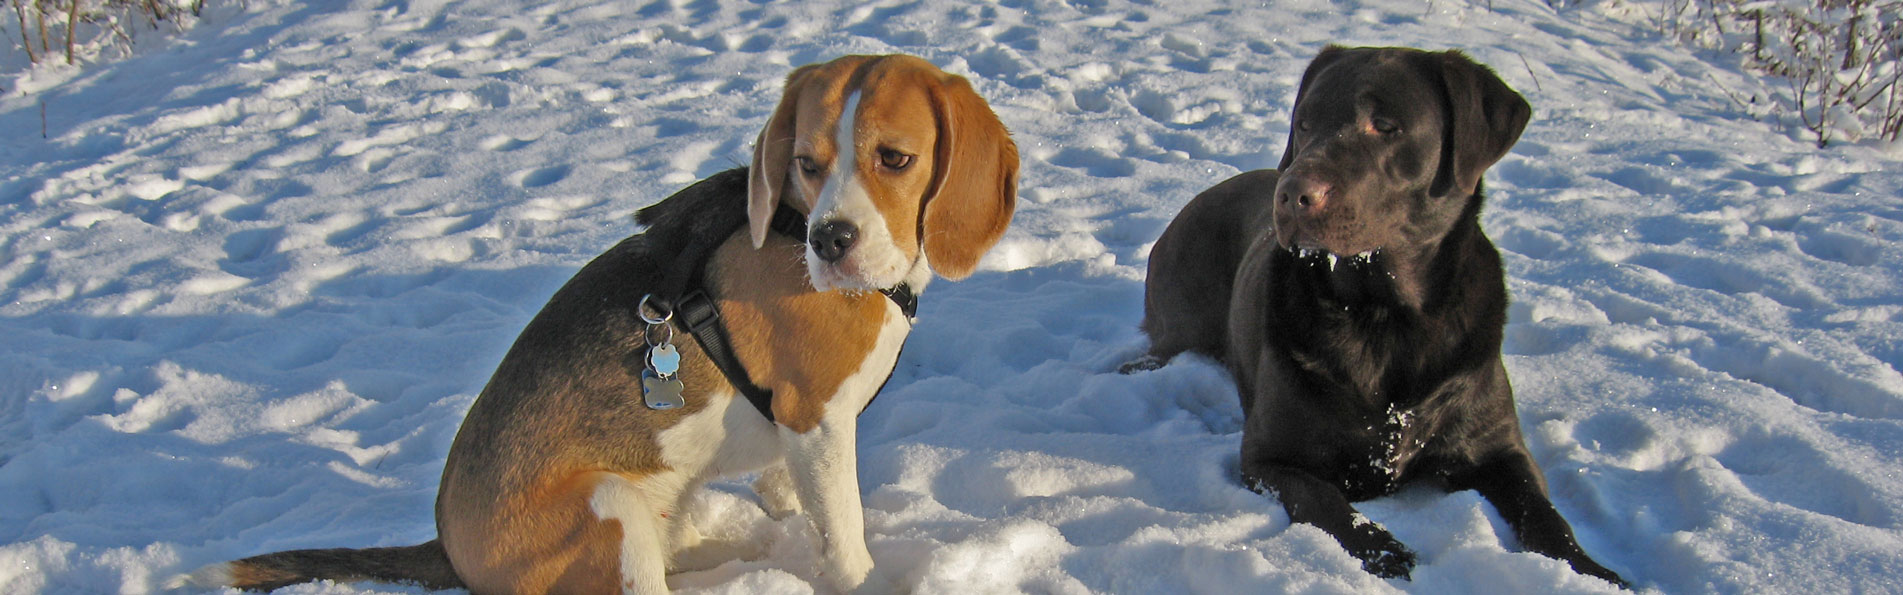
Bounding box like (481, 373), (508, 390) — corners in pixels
(1126, 46), (1626, 587)
(173, 54), (1018, 594)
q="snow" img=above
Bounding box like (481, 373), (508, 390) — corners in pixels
(2, 0), (1900, 593)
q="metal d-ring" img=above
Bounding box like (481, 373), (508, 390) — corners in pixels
(643, 321), (675, 348)
(638, 294), (676, 348)
(638, 294), (674, 325)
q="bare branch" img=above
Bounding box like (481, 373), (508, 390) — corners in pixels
(63, 0), (74, 65)
(13, 0), (39, 64)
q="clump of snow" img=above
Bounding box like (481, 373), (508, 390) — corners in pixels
(2, 0), (1900, 593)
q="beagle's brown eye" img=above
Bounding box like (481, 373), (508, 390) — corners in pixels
(878, 149), (913, 170)
(1372, 118), (1400, 134)
(795, 156), (821, 175)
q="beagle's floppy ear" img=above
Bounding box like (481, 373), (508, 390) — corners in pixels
(1427, 50), (1530, 198)
(749, 65), (818, 249)
(923, 74), (1019, 280)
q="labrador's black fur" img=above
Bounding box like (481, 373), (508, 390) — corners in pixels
(1130, 46), (1626, 587)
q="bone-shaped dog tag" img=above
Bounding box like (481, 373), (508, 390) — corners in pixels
(649, 343), (680, 376)
(640, 369), (686, 410)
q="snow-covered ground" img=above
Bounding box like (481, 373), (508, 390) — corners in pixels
(3, 0), (1900, 593)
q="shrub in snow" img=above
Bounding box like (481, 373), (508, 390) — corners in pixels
(4, 0), (205, 67)
(1649, 0), (1902, 147)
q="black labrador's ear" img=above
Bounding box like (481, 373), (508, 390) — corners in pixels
(1428, 50), (1531, 198)
(1278, 45), (1352, 171)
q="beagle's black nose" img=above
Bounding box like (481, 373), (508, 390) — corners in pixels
(810, 220), (859, 263)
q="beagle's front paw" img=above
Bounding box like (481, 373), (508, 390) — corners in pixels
(822, 547), (874, 594)
(752, 465), (805, 520)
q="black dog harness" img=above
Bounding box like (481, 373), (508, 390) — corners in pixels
(647, 205), (917, 423)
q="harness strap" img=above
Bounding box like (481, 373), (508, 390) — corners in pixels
(675, 287), (777, 420)
(660, 204), (917, 424)
(882, 285), (919, 320)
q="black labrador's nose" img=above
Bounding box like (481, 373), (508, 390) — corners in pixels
(1276, 175), (1330, 216)
(810, 220), (859, 263)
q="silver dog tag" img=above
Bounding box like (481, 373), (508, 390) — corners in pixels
(649, 343), (681, 376)
(641, 369), (687, 410)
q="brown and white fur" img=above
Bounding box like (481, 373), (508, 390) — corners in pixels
(172, 54), (1018, 594)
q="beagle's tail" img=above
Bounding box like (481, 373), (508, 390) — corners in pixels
(167, 539), (463, 592)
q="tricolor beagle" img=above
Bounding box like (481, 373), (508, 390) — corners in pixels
(174, 54), (1018, 594)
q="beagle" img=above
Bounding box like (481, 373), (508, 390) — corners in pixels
(174, 54), (1018, 594)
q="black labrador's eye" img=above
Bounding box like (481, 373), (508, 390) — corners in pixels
(1372, 118), (1400, 135)
(1297, 120), (1312, 132)
(878, 149), (913, 170)
(795, 156), (821, 175)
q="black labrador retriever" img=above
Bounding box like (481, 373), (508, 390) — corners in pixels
(1126, 46), (1627, 587)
